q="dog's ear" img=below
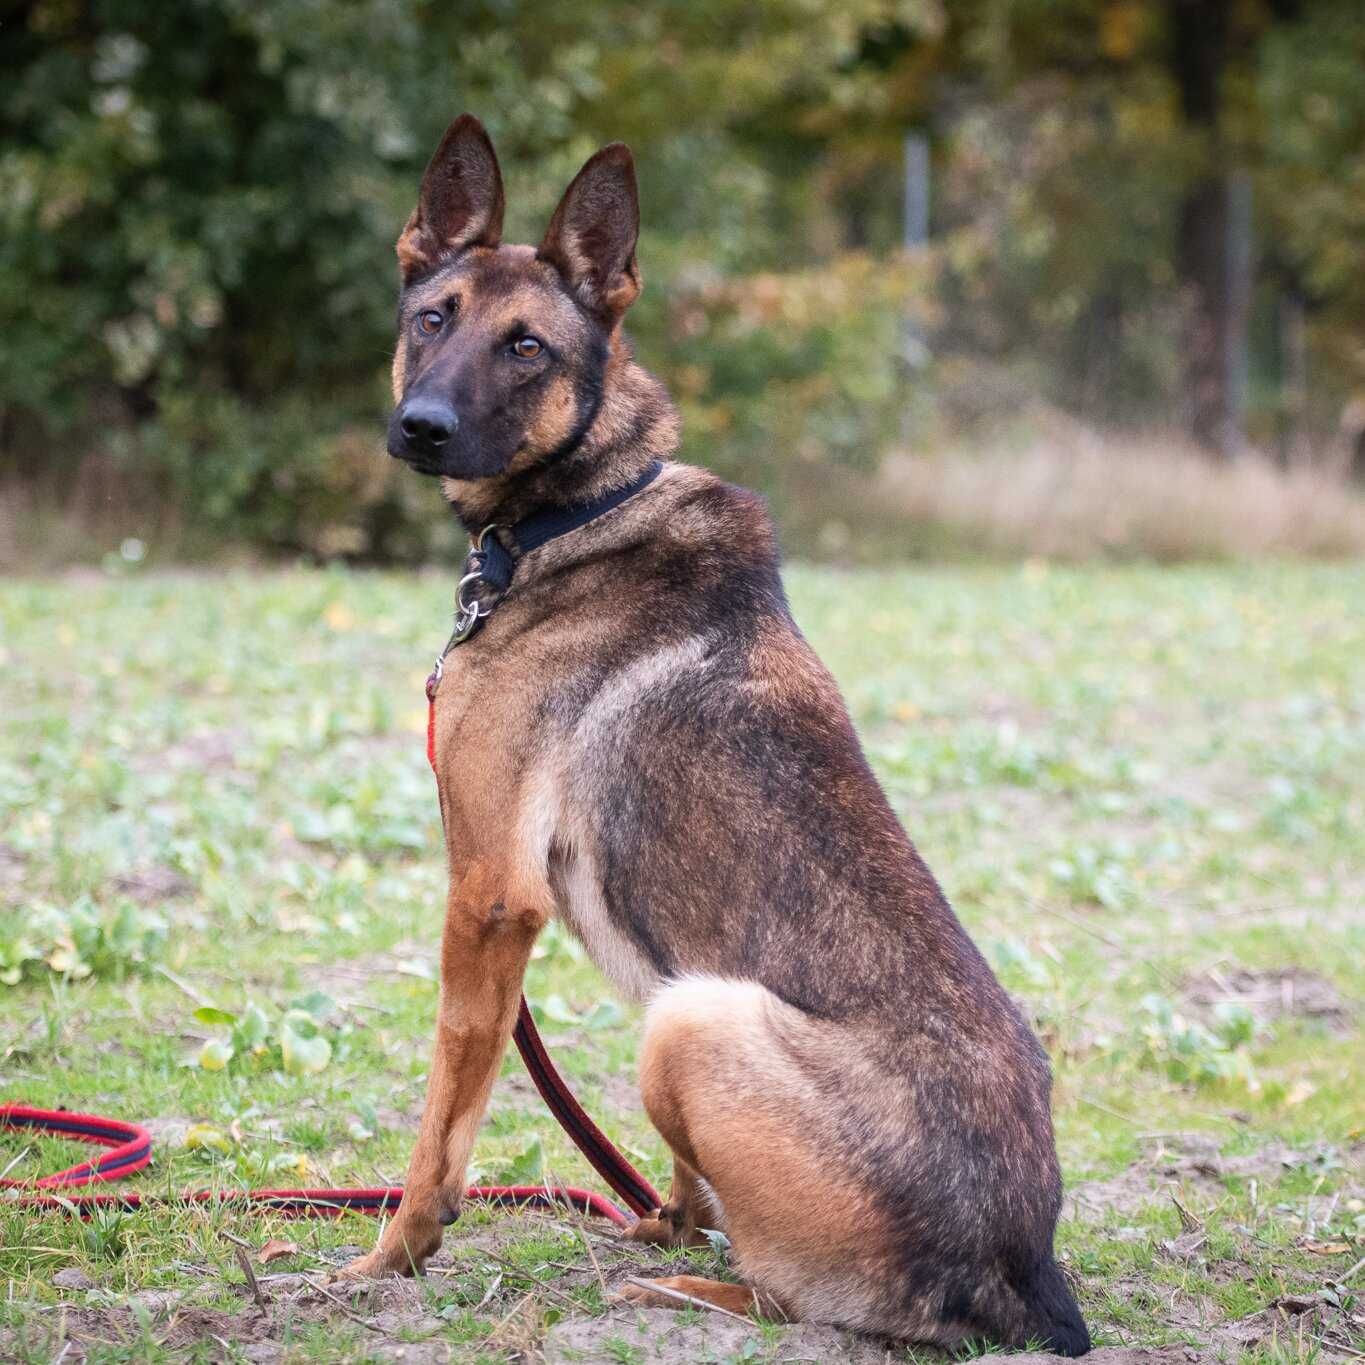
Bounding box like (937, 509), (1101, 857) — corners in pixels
(397, 114), (505, 282)
(538, 143), (641, 322)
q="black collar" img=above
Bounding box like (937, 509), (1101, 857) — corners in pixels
(436, 459), (664, 662)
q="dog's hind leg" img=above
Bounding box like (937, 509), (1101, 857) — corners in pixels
(617, 1274), (760, 1316)
(629, 976), (894, 1333)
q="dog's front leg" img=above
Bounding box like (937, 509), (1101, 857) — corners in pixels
(339, 861), (548, 1277)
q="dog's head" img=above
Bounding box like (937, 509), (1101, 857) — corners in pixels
(387, 115), (642, 481)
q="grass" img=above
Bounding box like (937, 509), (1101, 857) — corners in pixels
(1, 560), (1362, 1362)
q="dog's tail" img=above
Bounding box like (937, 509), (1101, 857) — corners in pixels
(1005, 1253), (1091, 1357)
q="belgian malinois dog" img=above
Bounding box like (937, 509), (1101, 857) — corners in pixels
(341, 114), (1090, 1355)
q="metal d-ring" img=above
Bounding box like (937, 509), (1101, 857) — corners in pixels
(440, 524), (506, 653)
(455, 570), (491, 620)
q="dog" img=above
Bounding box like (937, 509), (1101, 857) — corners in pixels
(340, 113), (1090, 1356)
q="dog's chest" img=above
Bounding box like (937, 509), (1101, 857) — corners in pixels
(518, 760), (660, 1002)
(551, 842), (660, 1002)
(434, 628), (693, 1002)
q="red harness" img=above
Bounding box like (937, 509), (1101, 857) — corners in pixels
(1, 682), (659, 1228)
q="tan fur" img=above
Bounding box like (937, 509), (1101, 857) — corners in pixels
(625, 1156), (713, 1248)
(518, 373), (579, 465)
(616, 1275), (760, 1317)
(636, 977), (910, 1334)
(340, 859), (550, 1275)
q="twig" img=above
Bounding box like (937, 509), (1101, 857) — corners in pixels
(1340, 1255), (1365, 1285)
(1028, 902), (1123, 950)
(477, 1251), (582, 1311)
(545, 1168), (610, 1302)
(622, 1276), (752, 1322)
(482, 1291), (536, 1349)
(301, 1276), (386, 1332)
(1171, 1193), (1202, 1233)
(154, 963), (212, 1007)
(0, 1146), (31, 1181)
(230, 1243), (268, 1314)
(1078, 1096), (1139, 1125)
(471, 1270), (504, 1312)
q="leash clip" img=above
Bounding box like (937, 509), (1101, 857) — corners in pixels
(446, 524), (501, 650)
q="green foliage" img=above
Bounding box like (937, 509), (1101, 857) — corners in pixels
(657, 256), (924, 489)
(192, 991), (341, 1077)
(77, 1206), (129, 1262)
(4, 1), (1363, 560)
(0, 897), (165, 984)
(1134, 994), (1262, 1089)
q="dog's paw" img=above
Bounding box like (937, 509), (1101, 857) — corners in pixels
(331, 1243), (428, 1281)
(330, 1250), (403, 1281)
(624, 1210), (713, 1249)
(623, 1211), (671, 1245)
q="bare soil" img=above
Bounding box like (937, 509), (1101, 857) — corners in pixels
(1181, 966), (1353, 1031)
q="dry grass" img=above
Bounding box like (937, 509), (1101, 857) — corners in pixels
(878, 422), (1365, 561)
(5, 420), (1364, 570)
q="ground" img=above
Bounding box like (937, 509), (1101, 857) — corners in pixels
(1, 561), (1361, 1364)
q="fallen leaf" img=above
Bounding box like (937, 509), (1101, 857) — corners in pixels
(196, 1037), (233, 1071)
(258, 1239), (299, 1265)
(184, 1123), (232, 1153)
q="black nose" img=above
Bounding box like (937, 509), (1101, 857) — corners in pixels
(399, 396), (457, 447)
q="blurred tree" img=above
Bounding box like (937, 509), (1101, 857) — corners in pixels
(1, 0), (1362, 559)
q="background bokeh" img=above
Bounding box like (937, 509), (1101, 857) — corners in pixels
(3, 0), (1364, 565)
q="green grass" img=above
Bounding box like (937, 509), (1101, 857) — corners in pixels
(1, 562), (1362, 1362)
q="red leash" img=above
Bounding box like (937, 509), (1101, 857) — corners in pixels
(2, 1012), (657, 1224)
(0, 1103), (634, 1225)
(2, 680), (660, 1229)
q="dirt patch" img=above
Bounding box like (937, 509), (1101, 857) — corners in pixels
(18, 1270), (453, 1362)
(1218, 1290), (1365, 1361)
(545, 1310), (1252, 1364)
(1182, 966), (1353, 1030)
(589, 1066), (645, 1119)
(1065, 1135), (1329, 1222)
(543, 1304), (891, 1363)
(113, 864), (193, 903)
(0, 841), (26, 892)
(130, 728), (245, 776)
(980, 1353), (1202, 1365)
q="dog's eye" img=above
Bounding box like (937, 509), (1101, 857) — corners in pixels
(511, 336), (543, 359)
(416, 310), (443, 336)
